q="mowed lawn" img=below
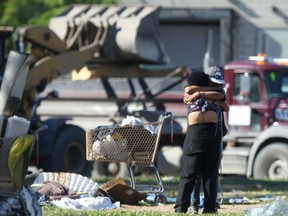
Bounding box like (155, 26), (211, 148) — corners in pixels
(42, 175), (288, 216)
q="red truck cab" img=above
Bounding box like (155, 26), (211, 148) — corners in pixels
(221, 55), (288, 180)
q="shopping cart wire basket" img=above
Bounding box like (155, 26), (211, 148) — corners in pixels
(86, 113), (172, 197)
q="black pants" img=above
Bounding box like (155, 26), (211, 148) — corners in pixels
(174, 124), (221, 213)
(174, 151), (220, 213)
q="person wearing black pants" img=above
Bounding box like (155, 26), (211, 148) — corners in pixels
(188, 66), (229, 214)
(175, 122), (222, 213)
(174, 70), (226, 214)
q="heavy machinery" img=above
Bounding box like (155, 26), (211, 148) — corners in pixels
(2, 4), (288, 180)
(0, 26), (13, 80)
(0, 4), (177, 177)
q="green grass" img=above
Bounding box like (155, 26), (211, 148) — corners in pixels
(42, 175), (288, 216)
(42, 206), (242, 216)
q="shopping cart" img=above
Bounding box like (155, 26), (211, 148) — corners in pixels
(86, 113), (172, 204)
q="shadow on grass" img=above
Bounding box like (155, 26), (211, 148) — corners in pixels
(95, 174), (288, 200)
(219, 175), (288, 193)
(128, 175), (288, 197)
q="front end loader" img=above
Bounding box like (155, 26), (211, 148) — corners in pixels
(0, 5), (170, 177)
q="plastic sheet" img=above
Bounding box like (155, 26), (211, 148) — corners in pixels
(4, 115), (30, 138)
(0, 186), (41, 216)
(244, 196), (288, 216)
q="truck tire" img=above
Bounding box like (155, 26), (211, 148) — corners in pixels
(51, 124), (93, 177)
(91, 161), (128, 178)
(253, 143), (288, 180)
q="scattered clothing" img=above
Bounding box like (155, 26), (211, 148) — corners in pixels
(37, 181), (69, 196)
(51, 196), (120, 210)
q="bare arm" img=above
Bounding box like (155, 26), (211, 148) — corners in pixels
(184, 90), (225, 104)
(215, 101), (229, 112)
(184, 85), (224, 94)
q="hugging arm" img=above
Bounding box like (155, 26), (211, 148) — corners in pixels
(183, 88), (225, 104)
(184, 85), (224, 95)
(216, 101), (229, 112)
(183, 85), (229, 111)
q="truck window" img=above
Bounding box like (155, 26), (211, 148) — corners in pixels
(265, 70), (288, 97)
(250, 75), (261, 102)
(282, 77), (288, 93)
(233, 72), (260, 102)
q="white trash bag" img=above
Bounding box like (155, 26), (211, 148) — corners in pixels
(121, 115), (142, 126)
(244, 196), (288, 216)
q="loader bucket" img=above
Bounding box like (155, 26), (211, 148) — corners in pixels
(101, 6), (169, 63)
(48, 5), (169, 64)
(49, 4), (90, 42)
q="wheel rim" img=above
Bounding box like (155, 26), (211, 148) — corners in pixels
(92, 162), (128, 178)
(107, 163), (120, 175)
(268, 159), (288, 180)
(155, 194), (167, 204)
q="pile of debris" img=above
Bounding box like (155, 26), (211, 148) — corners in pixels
(0, 171), (150, 214)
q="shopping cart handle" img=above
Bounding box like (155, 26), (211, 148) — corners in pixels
(158, 112), (172, 122)
(164, 112), (173, 119)
(165, 112), (172, 117)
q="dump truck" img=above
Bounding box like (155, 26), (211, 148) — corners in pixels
(220, 54), (288, 180)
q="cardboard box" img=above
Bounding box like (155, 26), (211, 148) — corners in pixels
(99, 178), (147, 205)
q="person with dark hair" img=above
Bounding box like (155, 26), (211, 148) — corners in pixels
(185, 67), (229, 214)
(174, 69), (226, 214)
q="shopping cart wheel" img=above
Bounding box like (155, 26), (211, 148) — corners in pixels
(154, 194), (167, 204)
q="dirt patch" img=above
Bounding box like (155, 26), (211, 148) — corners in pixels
(120, 203), (263, 214)
(101, 176), (283, 214)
